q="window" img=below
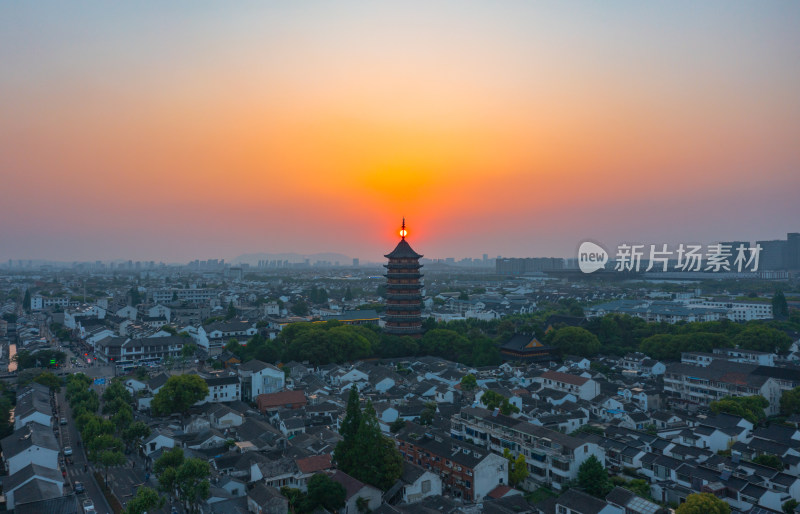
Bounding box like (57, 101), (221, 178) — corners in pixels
(421, 480), (431, 493)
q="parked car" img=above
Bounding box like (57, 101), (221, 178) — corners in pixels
(74, 481), (85, 493)
(82, 498), (95, 512)
(63, 446), (73, 456)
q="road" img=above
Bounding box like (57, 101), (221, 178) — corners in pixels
(56, 388), (113, 514)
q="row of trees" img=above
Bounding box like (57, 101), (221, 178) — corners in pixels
(13, 348), (66, 370)
(545, 317), (794, 360)
(65, 374), (163, 514)
(225, 321), (503, 368)
(230, 309), (797, 370)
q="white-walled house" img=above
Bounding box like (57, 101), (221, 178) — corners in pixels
(144, 429), (178, 456)
(4, 463), (65, 510)
(14, 384), (52, 430)
(330, 470), (383, 514)
(537, 370), (600, 401)
(238, 360), (285, 402)
(1, 424), (60, 475)
(148, 304), (172, 322)
(200, 373), (241, 404)
(398, 463), (443, 504)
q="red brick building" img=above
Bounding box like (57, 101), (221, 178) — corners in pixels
(256, 390), (307, 413)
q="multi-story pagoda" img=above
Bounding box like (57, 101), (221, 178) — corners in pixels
(384, 219), (424, 336)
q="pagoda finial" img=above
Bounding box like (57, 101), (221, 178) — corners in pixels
(400, 217), (407, 240)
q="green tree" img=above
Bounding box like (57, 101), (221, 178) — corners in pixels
(503, 448), (528, 487)
(779, 386), (800, 417)
(710, 395), (769, 424)
(155, 447), (185, 476)
(225, 301), (236, 320)
(782, 499), (799, 514)
(123, 486), (165, 514)
(88, 434), (126, 484)
(626, 479), (652, 499)
(548, 327), (601, 357)
(307, 473), (346, 512)
(577, 455), (610, 497)
(480, 390), (520, 415)
(181, 343), (198, 370)
(122, 421), (151, 454)
(419, 402), (436, 426)
(155, 448), (211, 513)
(280, 487), (307, 513)
(291, 300), (309, 316)
(773, 290), (789, 318)
(151, 374), (209, 416)
(33, 371), (62, 392)
(334, 390), (402, 490)
(389, 419), (407, 433)
(733, 325), (792, 353)
(752, 454), (783, 470)
(676, 493), (731, 514)
(102, 380), (133, 414)
(174, 458), (211, 513)
(460, 373), (478, 392)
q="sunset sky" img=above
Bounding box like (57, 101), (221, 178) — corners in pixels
(2, 1), (799, 263)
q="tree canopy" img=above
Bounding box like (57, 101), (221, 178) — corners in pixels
(547, 327), (601, 357)
(306, 473), (346, 512)
(480, 390), (519, 415)
(151, 374), (209, 416)
(675, 493), (731, 514)
(155, 447), (211, 513)
(503, 448), (527, 487)
(780, 386), (800, 417)
(578, 455), (611, 497)
(334, 388), (403, 490)
(709, 395), (768, 424)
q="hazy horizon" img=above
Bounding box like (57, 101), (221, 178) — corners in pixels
(2, 1), (799, 263)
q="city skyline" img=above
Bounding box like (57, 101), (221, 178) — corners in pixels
(2, 1), (799, 263)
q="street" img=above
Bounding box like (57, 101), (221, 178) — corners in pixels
(56, 388), (113, 514)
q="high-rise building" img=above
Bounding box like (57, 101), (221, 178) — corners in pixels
(384, 219), (424, 337)
(756, 239), (786, 270)
(787, 233), (800, 269)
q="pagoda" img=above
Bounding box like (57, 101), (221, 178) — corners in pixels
(384, 219), (424, 336)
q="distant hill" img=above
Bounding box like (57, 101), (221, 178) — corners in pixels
(233, 252), (355, 266)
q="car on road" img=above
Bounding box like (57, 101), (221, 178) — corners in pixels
(74, 481), (85, 493)
(63, 446), (73, 456)
(60, 417), (68, 425)
(82, 498), (95, 513)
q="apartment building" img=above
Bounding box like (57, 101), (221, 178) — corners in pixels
(664, 361), (781, 415)
(395, 423), (508, 502)
(151, 288), (217, 304)
(451, 407), (605, 490)
(95, 334), (187, 364)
